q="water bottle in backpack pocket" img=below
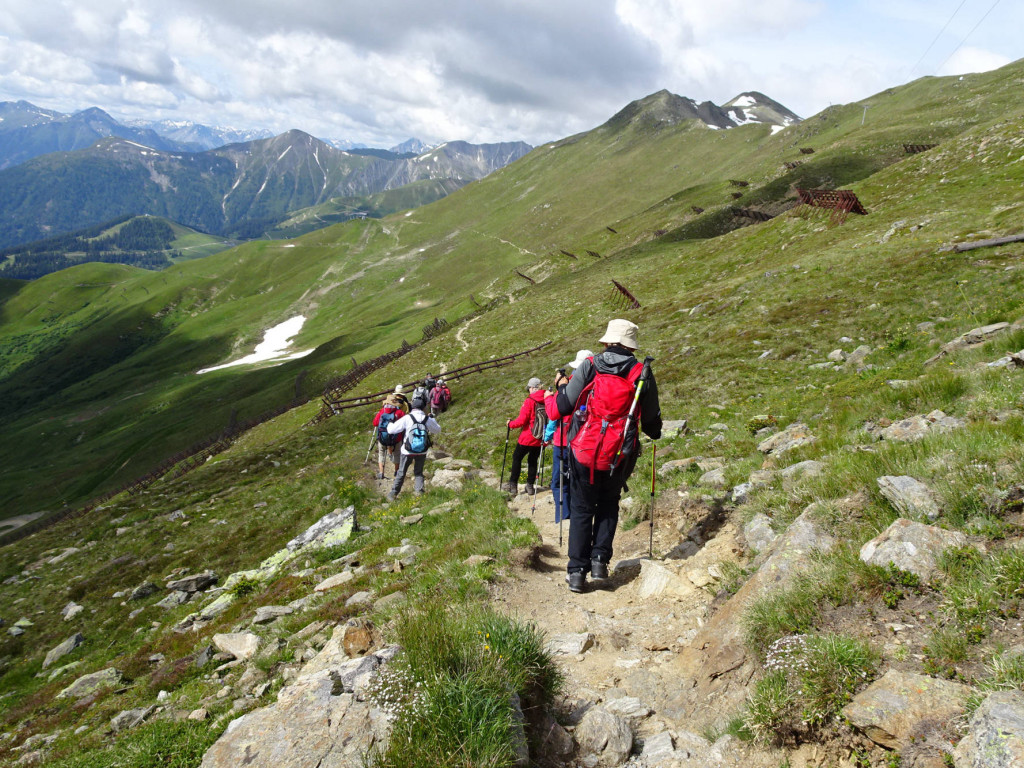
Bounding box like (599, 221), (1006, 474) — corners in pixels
(404, 413), (432, 454)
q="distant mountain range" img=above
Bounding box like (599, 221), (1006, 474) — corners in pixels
(601, 89), (800, 133)
(0, 130), (534, 248)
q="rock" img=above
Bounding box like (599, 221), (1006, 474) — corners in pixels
(575, 707), (633, 767)
(661, 420), (688, 438)
(860, 518), (968, 580)
(345, 591), (373, 607)
(658, 458), (699, 477)
(374, 591), (406, 611)
(545, 633), (594, 656)
(166, 571), (218, 593)
(57, 667), (123, 699)
(758, 423), (816, 455)
(314, 571), (354, 592)
(827, 349), (847, 362)
(698, 468), (727, 489)
(780, 460), (824, 480)
(400, 514), (423, 525)
(155, 590), (190, 609)
(430, 468), (466, 491)
(212, 632), (262, 661)
(641, 731), (677, 765)
(878, 476), (942, 521)
(110, 706), (154, 733)
(61, 602), (83, 622)
(743, 513), (778, 554)
(43, 633), (85, 669)
(463, 555), (495, 567)
(48, 547), (79, 565)
(285, 506), (355, 551)
(536, 714), (574, 758)
(953, 690), (1024, 767)
(341, 618), (376, 658)
(602, 696), (650, 720)
(878, 411), (966, 442)
(845, 345), (873, 369)
(748, 469), (776, 487)
(635, 561), (697, 600)
(843, 670), (972, 749)
(199, 646), (395, 768)
(926, 322), (1011, 365)
(253, 605), (293, 624)
(188, 707), (208, 721)
(129, 582), (160, 601)
(695, 457), (724, 472)
(194, 645), (215, 669)
(167, 510), (187, 521)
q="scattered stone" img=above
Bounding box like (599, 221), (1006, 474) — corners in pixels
(748, 469), (776, 487)
(374, 591), (406, 611)
(129, 582), (160, 601)
(953, 690), (1024, 767)
(827, 349), (847, 362)
(47, 547), (80, 565)
(253, 605), (293, 624)
(875, 410), (966, 442)
(61, 602), (84, 622)
(657, 458), (699, 477)
(843, 669), (971, 749)
(743, 514), (777, 554)
(400, 514), (423, 525)
(877, 476), (942, 521)
(844, 345), (873, 369)
(860, 518), (968, 580)
(926, 322), (1011, 365)
(661, 420), (688, 438)
(729, 482), (752, 504)
(212, 632), (262, 661)
(698, 468), (727, 489)
(285, 506), (355, 552)
(155, 591), (190, 609)
(545, 633), (594, 656)
(757, 423), (816, 455)
(166, 571), (218, 593)
(314, 571), (354, 592)
(345, 591), (373, 607)
(575, 707), (633, 767)
(188, 707), (209, 721)
(194, 645), (215, 669)
(780, 460), (824, 480)
(341, 618), (376, 658)
(635, 561), (697, 600)
(602, 696), (650, 720)
(43, 633), (85, 669)
(167, 510), (187, 521)
(57, 667), (123, 699)
(430, 468), (466, 491)
(110, 706), (154, 733)
(463, 555), (495, 567)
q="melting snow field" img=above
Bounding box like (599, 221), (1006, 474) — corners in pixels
(197, 315), (314, 374)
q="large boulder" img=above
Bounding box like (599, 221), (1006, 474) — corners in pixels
(212, 632), (262, 661)
(200, 643), (397, 767)
(842, 670), (971, 749)
(859, 518), (968, 580)
(953, 690), (1024, 767)
(757, 423), (816, 455)
(430, 468), (466, 491)
(166, 571), (218, 593)
(669, 505), (834, 731)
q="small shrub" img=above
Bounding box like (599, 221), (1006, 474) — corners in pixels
(747, 414), (777, 434)
(230, 576), (262, 598)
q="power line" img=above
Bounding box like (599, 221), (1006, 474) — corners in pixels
(909, 0), (969, 75)
(935, 0), (1002, 74)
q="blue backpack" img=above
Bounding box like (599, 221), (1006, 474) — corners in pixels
(376, 407), (402, 447)
(404, 413), (432, 454)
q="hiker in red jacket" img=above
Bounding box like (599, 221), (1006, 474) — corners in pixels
(502, 377), (545, 497)
(372, 391), (405, 479)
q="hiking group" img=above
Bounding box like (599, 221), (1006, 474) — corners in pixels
(372, 375), (449, 501)
(502, 319), (662, 593)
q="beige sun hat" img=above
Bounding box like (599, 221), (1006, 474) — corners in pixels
(598, 319), (639, 349)
(567, 349), (595, 369)
(394, 384), (404, 394)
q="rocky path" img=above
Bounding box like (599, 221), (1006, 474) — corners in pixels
(491, 487), (786, 767)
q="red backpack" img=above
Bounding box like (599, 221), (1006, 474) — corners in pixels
(570, 358), (645, 481)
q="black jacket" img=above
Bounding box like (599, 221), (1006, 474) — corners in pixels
(555, 345), (662, 440)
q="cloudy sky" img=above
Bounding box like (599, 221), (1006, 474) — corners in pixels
(0, 0), (1019, 148)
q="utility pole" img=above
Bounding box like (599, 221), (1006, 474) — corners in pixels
(861, 105), (871, 126)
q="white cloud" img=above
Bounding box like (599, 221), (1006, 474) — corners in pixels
(938, 46), (1011, 77)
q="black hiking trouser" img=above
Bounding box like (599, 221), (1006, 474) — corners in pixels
(509, 443), (541, 486)
(566, 453), (624, 574)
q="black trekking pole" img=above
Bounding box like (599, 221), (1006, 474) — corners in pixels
(532, 445), (545, 517)
(649, 443), (657, 558)
(558, 422), (566, 548)
(499, 425), (511, 491)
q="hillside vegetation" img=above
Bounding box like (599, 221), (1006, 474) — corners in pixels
(1, 60), (1024, 766)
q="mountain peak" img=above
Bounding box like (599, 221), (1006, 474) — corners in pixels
(723, 92), (801, 128)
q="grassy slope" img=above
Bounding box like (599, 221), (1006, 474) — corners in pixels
(2, 59), (1024, 762)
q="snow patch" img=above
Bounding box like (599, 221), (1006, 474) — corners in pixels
(771, 124), (786, 135)
(197, 316), (313, 374)
(731, 95), (757, 108)
(278, 146), (292, 161)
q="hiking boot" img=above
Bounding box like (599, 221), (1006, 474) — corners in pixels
(566, 571), (586, 593)
(376, 472), (384, 480)
(591, 560), (609, 581)
(501, 482), (518, 497)
(524, 483), (535, 495)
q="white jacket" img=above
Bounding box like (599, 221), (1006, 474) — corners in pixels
(387, 409), (441, 455)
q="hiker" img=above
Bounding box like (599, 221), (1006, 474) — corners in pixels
(391, 384), (411, 411)
(430, 377), (452, 414)
(552, 320), (662, 593)
(545, 349), (593, 523)
(372, 392), (405, 479)
(502, 377), (546, 496)
(386, 392), (441, 500)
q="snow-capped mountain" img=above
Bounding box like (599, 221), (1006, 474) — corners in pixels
(723, 92), (802, 133)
